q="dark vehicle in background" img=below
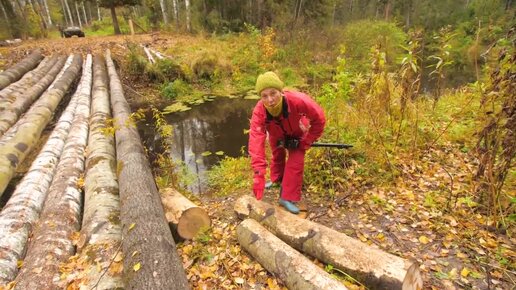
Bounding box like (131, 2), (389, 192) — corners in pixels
(63, 26), (85, 38)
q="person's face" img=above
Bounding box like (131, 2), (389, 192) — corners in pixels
(260, 88), (282, 107)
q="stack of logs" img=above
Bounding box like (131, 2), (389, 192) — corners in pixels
(235, 195), (423, 290)
(0, 50), (211, 290)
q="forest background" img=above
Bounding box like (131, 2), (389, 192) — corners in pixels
(0, 0), (514, 288)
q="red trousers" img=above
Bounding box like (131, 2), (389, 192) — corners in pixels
(269, 137), (305, 202)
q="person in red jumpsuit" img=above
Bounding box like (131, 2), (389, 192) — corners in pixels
(249, 71), (326, 214)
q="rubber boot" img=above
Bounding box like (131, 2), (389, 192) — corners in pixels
(278, 186), (299, 214)
(265, 180), (281, 189)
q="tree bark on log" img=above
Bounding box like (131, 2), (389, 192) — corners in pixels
(142, 45), (156, 64)
(13, 55), (92, 290)
(0, 55), (55, 106)
(0, 55), (67, 137)
(0, 54), (82, 196)
(0, 59), (83, 285)
(161, 188), (211, 240)
(106, 49), (189, 290)
(235, 195), (420, 290)
(0, 50), (43, 90)
(69, 55), (124, 290)
(237, 219), (348, 290)
(0, 55), (73, 147)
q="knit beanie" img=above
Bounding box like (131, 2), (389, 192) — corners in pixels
(255, 71), (284, 94)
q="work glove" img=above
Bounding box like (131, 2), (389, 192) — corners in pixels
(252, 171), (265, 200)
(299, 138), (311, 150)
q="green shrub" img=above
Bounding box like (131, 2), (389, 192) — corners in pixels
(161, 79), (192, 100)
(192, 52), (219, 79)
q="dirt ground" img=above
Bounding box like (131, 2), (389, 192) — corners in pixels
(1, 35), (514, 290)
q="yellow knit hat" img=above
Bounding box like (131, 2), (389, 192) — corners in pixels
(255, 71), (284, 94)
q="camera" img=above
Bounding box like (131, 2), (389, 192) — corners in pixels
(277, 136), (300, 149)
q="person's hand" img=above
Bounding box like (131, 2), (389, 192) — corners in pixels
(300, 138), (311, 150)
(253, 172), (265, 200)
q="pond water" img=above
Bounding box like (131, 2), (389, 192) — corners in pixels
(138, 97), (257, 194)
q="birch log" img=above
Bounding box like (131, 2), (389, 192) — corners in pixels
(0, 55), (55, 105)
(234, 195), (420, 290)
(13, 55), (92, 290)
(142, 45), (155, 64)
(0, 55), (67, 137)
(161, 188), (211, 240)
(0, 54), (82, 196)
(0, 55), (73, 147)
(0, 50), (43, 90)
(0, 57), (83, 285)
(70, 55), (123, 290)
(237, 219), (348, 290)
(106, 49), (189, 290)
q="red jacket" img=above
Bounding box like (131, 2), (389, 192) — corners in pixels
(249, 90), (326, 174)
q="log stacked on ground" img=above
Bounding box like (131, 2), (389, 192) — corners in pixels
(0, 57), (83, 286)
(161, 188), (211, 240)
(237, 219), (348, 290)
(0, 55), (82, 196)
(71, 55), (123, 289)
(0, 55), (67, 137)
(13, 55), (92, 289)
(0, 50), (44, 90)
(0, 55), (74, 147)
(106, 49), (189, 290)
(235, 195), (420, 290)
(0, 56), (52, 103)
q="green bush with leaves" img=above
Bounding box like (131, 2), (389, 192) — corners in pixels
(161, 79), (192, 100)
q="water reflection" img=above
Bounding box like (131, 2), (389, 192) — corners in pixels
(139, 97), (257, 194)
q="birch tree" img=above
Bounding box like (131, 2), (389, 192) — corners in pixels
(0, 50), (43, 90)
(185, 0), (191, 32)
(159, 0), (168, 25)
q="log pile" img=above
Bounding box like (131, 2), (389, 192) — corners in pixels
(0, 54), (83, 195)
(0, 50), (44, 90)
(13, 54), (92, 289)
(235, 195), (422, 290)
(106, 50), (189, 289)
(0, 58), (84, 285)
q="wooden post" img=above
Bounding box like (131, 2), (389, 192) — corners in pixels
(129, 19), (135, 35)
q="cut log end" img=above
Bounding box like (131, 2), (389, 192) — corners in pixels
(176, 207), (211, 239)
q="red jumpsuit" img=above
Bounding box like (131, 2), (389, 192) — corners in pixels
(248, 90), (326, 201)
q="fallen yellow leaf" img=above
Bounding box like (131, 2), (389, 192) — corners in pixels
(419, 235), (430, 244)
(129, 223), (136, 231)
(461, 267), (470, 277)
(133, 262), (141, 272)
(234, 277), (244, 284)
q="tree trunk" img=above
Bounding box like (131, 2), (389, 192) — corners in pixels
(0, 56), (67, 138)
(13, 55), (92, 290)
(0, 50), (43, 90)
(105, 49), (189, 289)
(234, 196), (422, 290)
(161, 188), (211, 240)
(185, 0), (191, 32)
(68, 55), (124, 289)
(81, 1), (87, 25)
(159, 0), (168, 25)
(42, 0), (51, 25)
(64, 0), (74, 25)
(237, 219), (348, 290)
(0, 55), (82, 196)
(61, 0), (70, 26)
(172, 0), (178, 28)
(97, 1), (101, 20)
(0, 57), (84, 285)
(75, 1), (82, 27)
(110, 6), (120, 34)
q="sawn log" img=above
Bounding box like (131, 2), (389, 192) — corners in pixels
(106, 49), (189, 290)
(161, 188), (211, 240)
(0, 50), (44, 90)
(237, 218), (348, 290)
(234, 195), (422, 290)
